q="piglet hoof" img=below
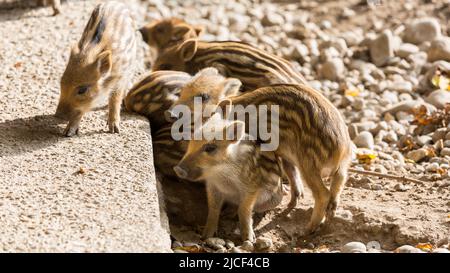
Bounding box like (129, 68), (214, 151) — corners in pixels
(304, 222), (322, 236)
(63, 125), (79, 137)
(108, 121), (120, 134)
(200, 229), (214, 241)
(241, 230), (256, 243)
(287, 198), (298, 211)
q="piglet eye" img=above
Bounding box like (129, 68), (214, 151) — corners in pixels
(77, 86), (89, 95)
(200, 93), (210, 102)
(203, 144), (217, 154)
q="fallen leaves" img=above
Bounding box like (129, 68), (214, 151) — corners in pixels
(174, 245), (206, 253)
(74, 167), (86, 175)
(412, 104), (450, 128)
(356, 149), (378, 165)
(415, 243), (433, 252)
(345, 88), (360, 97)
(431, 68), (450, 91)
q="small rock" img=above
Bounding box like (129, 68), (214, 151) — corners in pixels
(205, 237), (226, 249)
(427, 37), (450, 62)
(394, 183), (408, 192)
(426, 162), (440, 172)
(395, 245), (424, 253)
(215, 246), (227, 253)
(225, 240), (235, 249)
(384, 131), (398, 143)
(319, 58), (345, 81)
(432, 128), (447, 142)
(278, 244), (293, 253)
(432, 248), (450, 253)
(353, 98), (366, 111)
(353, 131), (375, 149)
(255, 237), (273, 250)
(416, 135), (433, 146)
(441, 148), (450, 157)
(335, 209), (353, 221)
(230, 247), (243, 253)
(425, 90), (450, 109)
(171, 241), (183, 249)
(406, 148), (428, 162)
(240, 240), (254, 252)
(388, 81), (413, 93)
(342, 242), (367, 253)
(396, 43), (419, 58)
(173, 249), (189, 253)
(366, 241), (381, 251)
(261, 13), (284, 26)
(403, 18), (441, 45)
(370, 30), (394, 66)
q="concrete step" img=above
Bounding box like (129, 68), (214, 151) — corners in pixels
(0, 0), (171, 252)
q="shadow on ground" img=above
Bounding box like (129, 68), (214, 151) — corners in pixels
(0, 114), (64, 156)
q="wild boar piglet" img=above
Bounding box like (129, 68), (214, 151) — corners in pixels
(175, 113), (286, 241)
(56, 1), (137, 136)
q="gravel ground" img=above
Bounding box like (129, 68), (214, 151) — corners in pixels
(0, 0), (170, 252)
(134, 0), (450, 253)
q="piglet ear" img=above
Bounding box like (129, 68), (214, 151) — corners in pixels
(216, 98), (233, 119)
(96, 50), (112, 75)
(138, 25), (150, 43)
(222, 78), (242, 97)
(173, 25), (191, 38)
(179, 39), (197, 61)
(224, 121), (246, 143)
(194, 25), (204, 36)
(70, 43), (80, 56)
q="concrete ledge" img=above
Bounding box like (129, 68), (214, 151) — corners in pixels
(0, 0), (171, 252)
(0, 113), (171, 252)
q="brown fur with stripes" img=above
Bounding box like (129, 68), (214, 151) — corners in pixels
(56, 1), (137, 136)
(125, 70), (192, 133)
(152, 39), (307, 91)
(151, 68), (241, 179)
(181, 84), (352, 235)
(225, 84), (352, 233)
(175, 114), (288, 241)
(139, 18), (202, 58)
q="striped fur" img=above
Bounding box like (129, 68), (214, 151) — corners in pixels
(56, 1), (137, 136)
(175, 115), (286, 241)
(216, 84), (352, 233)
(151, 68), (241, 179)
(125, 70), (192, 133)
(139, 18), (202, 56)
(152, 39), (307, 91)
(151, 69), (298, 215)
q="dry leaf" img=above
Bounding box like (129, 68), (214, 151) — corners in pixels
(75, 167), (86, 175)
(345, 88), (360, 97)
(174, 245), (206, 253)
(415, 243), (433, 252)
(14, 62), (22, 68)
(431, 74), (450, 91)
(424, 147), (437, 158)
(356, 150), (378, 165)
(431, 68), (450, 91)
